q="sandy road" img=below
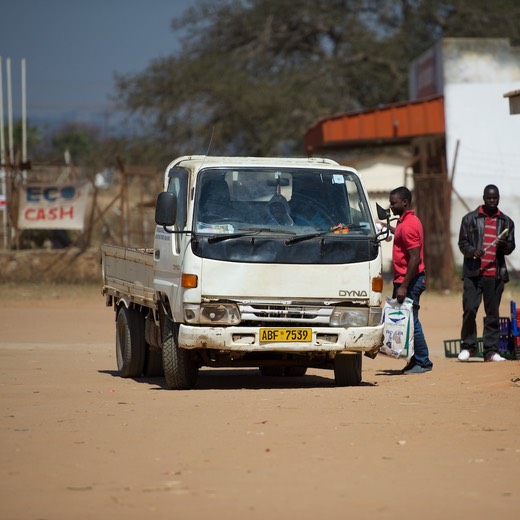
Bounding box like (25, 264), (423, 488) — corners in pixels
(1, 284), (520, 520)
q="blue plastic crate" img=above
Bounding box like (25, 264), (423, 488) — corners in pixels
(499, 317), (511, 335)
(498, 317), (512, 352)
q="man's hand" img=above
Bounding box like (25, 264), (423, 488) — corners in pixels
(496, 237), (506, 251)
(473, 249), (484, 259)
(396, 285), (408, 303)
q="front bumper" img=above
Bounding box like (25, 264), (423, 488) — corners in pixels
(178, 324), (384, 353)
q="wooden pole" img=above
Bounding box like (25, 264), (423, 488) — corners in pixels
(448, 139), (471, 212)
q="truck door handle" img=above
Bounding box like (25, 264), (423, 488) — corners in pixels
(154, 250), (160, 260)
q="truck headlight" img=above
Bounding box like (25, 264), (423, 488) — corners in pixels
(330, 308), (368, 327)
(184, 303), (241, 325)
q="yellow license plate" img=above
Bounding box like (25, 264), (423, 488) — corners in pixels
(259, 328), (312, 343)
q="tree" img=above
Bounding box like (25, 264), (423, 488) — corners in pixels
(114, 0), (520, 157)
(48, 122), (101, 165)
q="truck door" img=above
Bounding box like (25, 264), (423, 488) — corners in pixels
(153, 167), (188, 312)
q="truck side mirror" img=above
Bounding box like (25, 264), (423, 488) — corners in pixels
(155, 192), (178, 227)
(376, 203), (390, 221)
(375, 203), (395, 242)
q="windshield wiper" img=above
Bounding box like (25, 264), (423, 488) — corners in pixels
(285, 225), (365, 245)
(207, 227), (296, 243)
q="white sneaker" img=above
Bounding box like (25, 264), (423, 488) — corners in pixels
(485, 353), (506, 362)
(458, 349), (471, 362)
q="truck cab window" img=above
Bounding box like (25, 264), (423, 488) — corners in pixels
(194, 167), (374, 237)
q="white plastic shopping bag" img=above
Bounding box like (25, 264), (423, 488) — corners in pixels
(380, 297), (414, 359)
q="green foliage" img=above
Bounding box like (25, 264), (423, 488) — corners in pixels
(33, 122), (164, 171)
(49, 122), (101, 166)
(113, 0), (520, 157)
(100, 134), (170, 170)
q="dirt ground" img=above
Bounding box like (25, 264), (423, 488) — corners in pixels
(1, 283), (520, 520)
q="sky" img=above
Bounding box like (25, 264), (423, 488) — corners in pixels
(0, 0), (198, 132)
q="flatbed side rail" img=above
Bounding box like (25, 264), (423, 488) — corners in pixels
(100, 244), (157, 310)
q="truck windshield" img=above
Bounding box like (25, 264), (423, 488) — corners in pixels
(195, 167), (375, 237)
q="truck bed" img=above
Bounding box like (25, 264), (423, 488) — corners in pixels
(100, 244), (157, 309)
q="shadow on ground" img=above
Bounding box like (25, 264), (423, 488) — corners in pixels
(98, 368), (378, 390)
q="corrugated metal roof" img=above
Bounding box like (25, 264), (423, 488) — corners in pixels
(304, 95), (445, 153)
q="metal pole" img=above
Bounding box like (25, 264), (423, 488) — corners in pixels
(6, 58), (15, 249)
(6, 58), (13, 166)
(0, 56), (7, 249)
(0, 56), (5, 164)
(21, 58), (27, 178)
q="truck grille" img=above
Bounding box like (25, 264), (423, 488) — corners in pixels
(239, 303), (332, 324)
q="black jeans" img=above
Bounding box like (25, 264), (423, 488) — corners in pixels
(461, 275), (504, 358)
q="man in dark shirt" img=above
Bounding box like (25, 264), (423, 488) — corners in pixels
(457, 185), (515, 362)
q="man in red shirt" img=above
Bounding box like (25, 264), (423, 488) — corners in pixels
(457, 185), (515, 362)
(389, 186), (433, 374)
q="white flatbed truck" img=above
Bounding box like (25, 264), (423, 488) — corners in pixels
(101, 155), (386, 389)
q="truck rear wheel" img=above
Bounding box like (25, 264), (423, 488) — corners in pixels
(116, 306), (145, 378)
(162, 316), (198, 390)
(334, 353), (362, 386)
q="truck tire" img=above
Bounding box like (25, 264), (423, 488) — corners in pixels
(162, 316), (198, 390)
(116, 306), (145, 378)
(334, 353), (362, 386)
(143, 346), (163, 377)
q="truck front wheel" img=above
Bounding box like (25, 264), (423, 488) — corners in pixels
(162, 316), (198, 390)
(334, 353), (362, 386)
(116, 305), (145, 378)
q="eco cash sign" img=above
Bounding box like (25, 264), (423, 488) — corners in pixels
(23, 185), (77, 223)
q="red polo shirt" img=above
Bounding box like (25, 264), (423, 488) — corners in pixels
(392, 209), (425, 283)
(479, 206), (500, 277)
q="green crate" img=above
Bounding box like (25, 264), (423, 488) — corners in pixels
(444, 338), (484, 358)
(444, 337), (517, 360)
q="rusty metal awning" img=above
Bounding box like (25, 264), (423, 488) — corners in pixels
(304, 95), (445, 153)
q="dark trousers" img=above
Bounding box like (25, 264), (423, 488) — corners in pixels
(461, 275), (504, 358)
(393, 274), (433, 369)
